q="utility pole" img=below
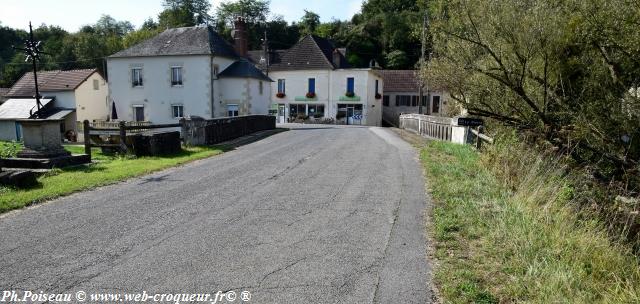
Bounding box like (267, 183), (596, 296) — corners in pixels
(418, 12), (428, 115)
(261, 31), (269, 76)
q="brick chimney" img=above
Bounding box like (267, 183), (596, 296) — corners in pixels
(233, 17), (248, 57)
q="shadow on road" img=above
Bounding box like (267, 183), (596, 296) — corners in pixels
(213, 128), (289, 152)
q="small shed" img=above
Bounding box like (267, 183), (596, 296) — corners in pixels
(0, 98), (75, 141)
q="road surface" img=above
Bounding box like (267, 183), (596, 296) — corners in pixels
(0, 124), (432, 303)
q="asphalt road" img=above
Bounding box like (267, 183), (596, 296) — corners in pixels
(0, 124), (432, 303)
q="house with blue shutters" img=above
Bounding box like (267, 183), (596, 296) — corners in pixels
(248, 35), (383, 126)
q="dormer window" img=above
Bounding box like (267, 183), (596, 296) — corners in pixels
(131, 68), (143, 87)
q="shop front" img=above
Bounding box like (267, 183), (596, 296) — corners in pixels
(289, 103), (326, 121)
(336, 104), (364, 125)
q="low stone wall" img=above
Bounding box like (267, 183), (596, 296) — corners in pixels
(181, 115), (276, 146)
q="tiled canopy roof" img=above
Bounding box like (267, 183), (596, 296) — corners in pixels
(380, 70), (420, 92)
(267, 35), (350, 71)
(110, 26), (238, 59)
(6, 69), (97, 97)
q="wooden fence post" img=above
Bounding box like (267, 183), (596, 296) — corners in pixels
(476, 125), (484, 150)
(119, 121), (128, 154)
(83, 120), (91, 160)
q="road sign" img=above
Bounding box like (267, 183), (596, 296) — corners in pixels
(353, 114), (362, 120)
(456, 117), (484, 126)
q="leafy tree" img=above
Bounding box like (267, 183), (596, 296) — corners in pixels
(300, 10), (320, 35)
(216, 0), (270, 26)
(123, 28), (163, 48)
(385, 50), (408, 69)
(261, 16), (300, 50)
(215, 0), (272, 50)
(159, 0), (212, 28)
(426, 0), (640, 186)
(95, 15), (134, 37)
(141, 18), (159, 30)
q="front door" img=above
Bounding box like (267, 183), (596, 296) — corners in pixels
(278, 104), (286, 124)
(346, 106), (354, 125)
(15, 122), (22, 141)
(134, 106), (145, 122)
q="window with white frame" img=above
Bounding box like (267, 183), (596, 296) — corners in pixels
(133, 105), (145, 121)
(131, 68), (143, 87)
(227, 104), (239, 117)
(171, 104), (184, 118)
(277, 79), (286, 94)
(171, 67), (183, 86)
(93, 79), (99, 90)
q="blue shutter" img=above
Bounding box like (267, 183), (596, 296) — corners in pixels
(308, 78), (315, 93)
(347, 77), (354, 93)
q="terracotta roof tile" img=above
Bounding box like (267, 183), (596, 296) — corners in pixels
(6, 69), (97, 97)
(380, 70), (420, 92)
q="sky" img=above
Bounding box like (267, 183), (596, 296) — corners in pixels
(0, 0), (363, 32)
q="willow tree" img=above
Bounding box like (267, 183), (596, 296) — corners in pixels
(426, 0), (640, 184)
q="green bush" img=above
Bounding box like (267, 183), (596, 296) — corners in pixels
(0, 141), (21, 158)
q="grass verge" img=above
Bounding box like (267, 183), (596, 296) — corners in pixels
(0, 145), (222, 213)
(421, 140), (640, 303)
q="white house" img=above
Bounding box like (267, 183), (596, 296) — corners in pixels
(249, 35), (384, 126)
(106, 21), (272, 124)
(379, 70), (451, 127)
(0, 69), (108, 141)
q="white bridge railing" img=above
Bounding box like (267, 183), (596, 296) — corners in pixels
(400, 114), (486, 145)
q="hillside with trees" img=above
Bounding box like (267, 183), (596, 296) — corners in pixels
(0, 0), (429, 88)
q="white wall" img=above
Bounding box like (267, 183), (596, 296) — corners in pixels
(107, 55), (236, 124)
(41, 91), (75, 109)
(75, 72), (109, 122)
(0, 121), (18, 141)
(249, 79), (271, 115)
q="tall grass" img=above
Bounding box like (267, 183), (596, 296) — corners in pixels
(423, 137), (640, 303)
